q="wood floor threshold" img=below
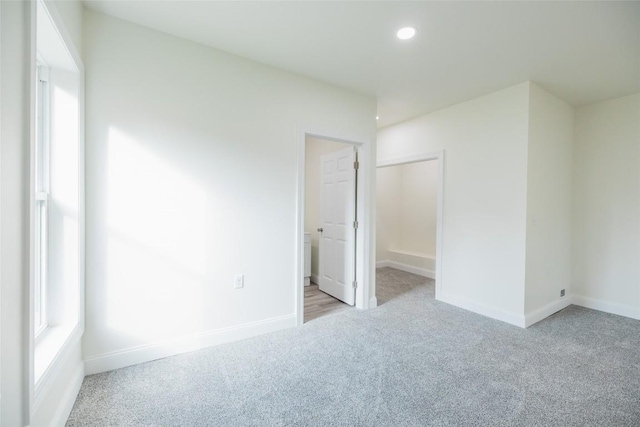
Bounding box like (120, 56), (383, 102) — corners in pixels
(303, 284), (351, 323)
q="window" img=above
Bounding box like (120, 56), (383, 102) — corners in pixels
(33, 0), (83, 389)
(34, 64), (50, 337)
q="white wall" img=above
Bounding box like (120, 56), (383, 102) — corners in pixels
(376, 161), (438, 274)
(523, 83), (574, 320)
(377, 82), (639, 327)
(375, 165), (401, 262)
(304, 137), (347, 280)
(1, 2), (32, 424)
(399, 161), (437, 256)
(377, 83), (530, 325)
(83, 10), (375, 373)
(572, 93), (640, 319)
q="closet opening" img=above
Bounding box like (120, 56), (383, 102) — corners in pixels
(375, 152), (444, 305)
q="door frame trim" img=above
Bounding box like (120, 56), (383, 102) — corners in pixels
(376, 150), (445, 300)
(296, 129), (373, 326)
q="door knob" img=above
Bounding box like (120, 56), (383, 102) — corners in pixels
(317, 228), (323, 233)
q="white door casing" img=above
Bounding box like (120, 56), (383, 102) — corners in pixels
(318, 146), (357, 306)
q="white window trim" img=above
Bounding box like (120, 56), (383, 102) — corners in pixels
(34, 62), (50, 340)
(30, 0), (86, 418)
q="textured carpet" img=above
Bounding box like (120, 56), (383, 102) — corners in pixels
(67, 268), (640, 426)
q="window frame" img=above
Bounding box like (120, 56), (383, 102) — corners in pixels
(30, 0), (86, 414)
(34, 62), (50, 339)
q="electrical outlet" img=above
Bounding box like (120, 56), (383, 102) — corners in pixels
(234, 274), (244, 289)
(560, 289), (565, 297)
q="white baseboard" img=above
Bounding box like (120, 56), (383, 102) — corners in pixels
(376, 259), (435, 279)
(437, 292), (526, 328)
(50, 362), (85, 427)
(572, 294), (640, 320)
(310, 274), (319, 285)
(84, 314), (297, 375)
(524, 298), (572, 328)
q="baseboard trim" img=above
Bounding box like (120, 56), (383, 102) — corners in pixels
(50, 361), (85, 427)
(524, 298), (572, 328)
(84, 314), (297, 375)
(310, 274), (319, 285)
(376, 259), (435, 279)
(438, 292), (526, 328)
(572, 294), (640, 320)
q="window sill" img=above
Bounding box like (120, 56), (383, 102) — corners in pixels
(34, 323), (76, 386)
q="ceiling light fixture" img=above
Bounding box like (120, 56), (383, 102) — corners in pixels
(397, 27), (416, 40)
(376, 116), (379, 120)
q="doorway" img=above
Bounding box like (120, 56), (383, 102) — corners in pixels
(296, 132), (372, 325)
(376, 152), (444, 303)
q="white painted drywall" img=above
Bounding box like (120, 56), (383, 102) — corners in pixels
(1, 2), (31, 424)
(377, 83), (530, 324)
(524, 83), (574, 316)
(398, 161), (437, 255)
(83, 10), (375, 371)
(375, 165), (401, 262)
(572, 93), (640, 318)
(376, 161), (438, 270)
(304, 137), (347, 280)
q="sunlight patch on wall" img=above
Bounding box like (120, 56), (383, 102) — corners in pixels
(105, 127), (209, 339)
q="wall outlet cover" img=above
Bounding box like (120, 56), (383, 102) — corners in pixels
(234, 274), (244, 289)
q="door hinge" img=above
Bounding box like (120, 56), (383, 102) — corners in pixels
(353, 220), (358, 229)
(354, 160), (359, 170)
(352, 281), (357, 289)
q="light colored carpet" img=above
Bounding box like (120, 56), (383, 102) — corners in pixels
(67, 268), (640, 426)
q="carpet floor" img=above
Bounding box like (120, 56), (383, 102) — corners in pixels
(67, 267), (640, 426)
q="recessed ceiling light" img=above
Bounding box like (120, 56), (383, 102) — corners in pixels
(397, 27), (416, 40)
(376, 116), (379, 120)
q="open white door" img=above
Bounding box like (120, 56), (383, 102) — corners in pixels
(318, 146), (357, 306)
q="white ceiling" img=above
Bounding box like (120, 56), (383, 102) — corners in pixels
(83, 1), (640, 128)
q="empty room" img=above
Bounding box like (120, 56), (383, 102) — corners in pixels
(1, 1), (639, 426)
